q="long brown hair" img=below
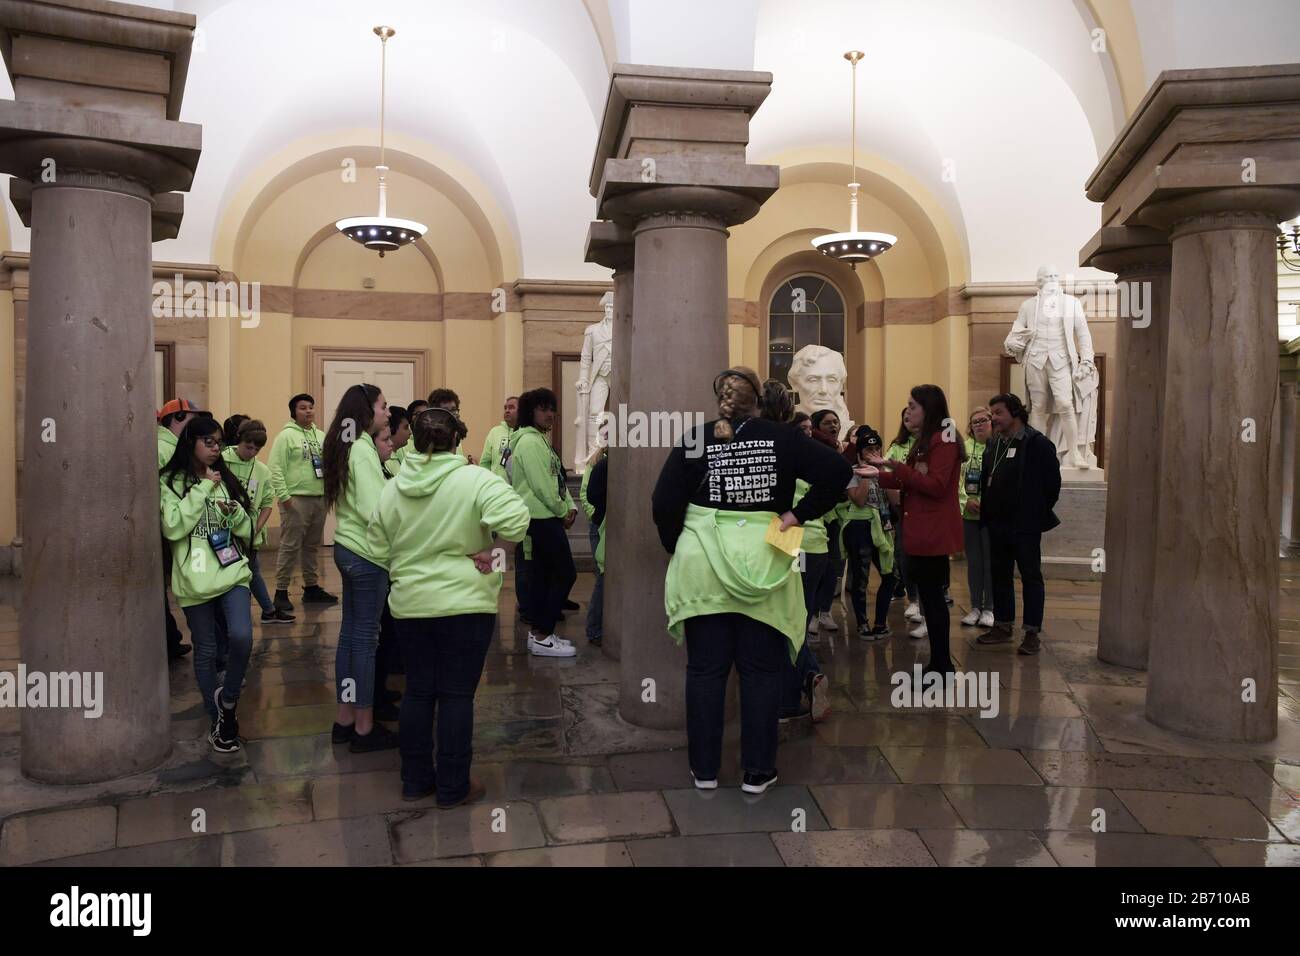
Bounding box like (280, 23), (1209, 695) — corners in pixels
(323, 383), (381, 508)
(906, 384), (967, 465)
(712, 367), (761, 442)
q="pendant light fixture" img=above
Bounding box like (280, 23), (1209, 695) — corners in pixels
(335, 25), (427, 257)
(812, 50), (896, 269)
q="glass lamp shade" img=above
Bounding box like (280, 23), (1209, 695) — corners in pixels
(811, 230), (897, 266)
(335, 216), (427, 257)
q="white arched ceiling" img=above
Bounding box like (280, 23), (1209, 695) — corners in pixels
(1131, 0), (1300, 87)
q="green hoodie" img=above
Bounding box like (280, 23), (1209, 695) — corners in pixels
(333, 432), (388, 566)
(480, 421), (513, 479)
(160, 472), (253, 607)
(367, 451), (531, 619)
(959, 434), (988, 518)
(157, 425), (178, 469)
(508, 426), (574, 519)
(792, 479), (831, 555)
(222, 447), (274, 547)
(268, 420), (326, 500)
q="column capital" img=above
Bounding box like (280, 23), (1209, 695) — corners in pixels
(1133, 186), (1300, 235)
(600, 182), (764, 230)
(1080, 225), (1171, 276)
(584, 219), (635, 273)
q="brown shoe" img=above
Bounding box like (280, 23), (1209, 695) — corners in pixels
(976, 623), (1014, 645)
(437, 777), (486, 810)
(1018, 629), (1042, 655)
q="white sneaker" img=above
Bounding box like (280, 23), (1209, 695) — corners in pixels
(961, 609), (981, 626)
(817, 611), (838, 631)
(979, 609), (995, 628)
(691, 771), (718, 790)
(527, 633), (576, 658)
(528, 630), (573, 648)
(904, 602), (923, 623)
(806, 617), (819, 636)
(909, 621), (928, 640)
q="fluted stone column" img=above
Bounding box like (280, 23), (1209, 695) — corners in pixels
(1081, 228), (1171, 669)
(0, 1), (202, 782)
(586, 65), (778, 728)
(1140, 190), (1299, 741)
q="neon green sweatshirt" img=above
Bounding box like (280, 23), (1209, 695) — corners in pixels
(366, 451), (531, 618)
(157, 426), (178, 469)
(508, 426), (574, 519)
(793, 479), (830, 554)
(958, 435), (988, 518)
(222, 447), (274, 548)
(332, 432), (388, 566)
(480, 422), (513, 479)
(160, 472), (253, 607)
(267, 420), (326, 501)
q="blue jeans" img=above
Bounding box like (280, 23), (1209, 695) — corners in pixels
(247, 549), (274, 614)
(684, 613), (785, 777)
(333, 543), (388, 708)
(586, 523), (604, 640)
(395, 613), (494, 804)
(963, 519), (994, 611)
(182, 587), (252, 720)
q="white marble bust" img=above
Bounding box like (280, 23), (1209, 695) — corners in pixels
(789, 344), (854, 441)
(1004, 264), (1098, 470)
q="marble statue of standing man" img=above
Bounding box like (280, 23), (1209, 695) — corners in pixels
(1004, 265), (1097, 469)
(574, 291), (614, 472)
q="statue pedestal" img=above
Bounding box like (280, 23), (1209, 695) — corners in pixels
(1041, 476), (1107, 579)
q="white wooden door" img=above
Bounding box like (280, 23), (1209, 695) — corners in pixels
(319, 358), (416, 544)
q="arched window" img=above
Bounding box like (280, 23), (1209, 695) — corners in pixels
(767, 275), (846, 386)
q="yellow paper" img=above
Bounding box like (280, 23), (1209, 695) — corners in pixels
(764, 516), (803, 557)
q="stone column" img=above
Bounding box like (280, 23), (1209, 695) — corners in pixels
(585, 221), (633, 662)
(1139, 190), (1299, 741)
(586, 65), (778, 728)
(0, 1), (201, 782)
(1080, 227), (1171, 669)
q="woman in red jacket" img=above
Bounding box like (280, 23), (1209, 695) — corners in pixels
(856, 384), (966, 675)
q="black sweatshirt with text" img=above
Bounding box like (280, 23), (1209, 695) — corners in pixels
(652, 417), (852, 553)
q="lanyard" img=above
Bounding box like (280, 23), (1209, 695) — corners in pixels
(988, 437), (1015, 479)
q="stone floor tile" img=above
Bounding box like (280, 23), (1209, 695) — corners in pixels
(771, 741), (900, 786)
(1115, 789), (1284, 841)
(311, 769), (436, 819)
(1245, 784), (1300, 841)
(560, 683), (690, 756)
(219, 815), (392, 866)
(537, 791), (674, 844)
(390, 803), (546, 862)
(881, 747), (1043, 785)
(37, 836), (223, 867)
(608, 749), (734, 791)
(400, 855), (484, 867)
(771, 829), (936, 867)
(1263, 760), (1300, 795)
(117, 780), (312, 847)
(0, 804), (116, 865)
(940, 784), (1144, 832)
(242, 734), (399, 781)
(1041, 831), (1218, 867)
(810, 783), (963, 829)
(239, 702), (338, 740)
(238, 681), (335, 709)
(485, 842), (633, 866)
(1025, 750), (1282, 799)
(662, 785), (829, 836)
(813, 714), (987, 748)
(476, 758), (616, 801)
(970, 715), (1104, 752)
(472, 718), (566, 760)
(1201, 839), (1300, 866)
(626, 833), (785, 867)
(918, 828), (1057, 866)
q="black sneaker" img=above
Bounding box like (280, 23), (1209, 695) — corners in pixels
(587, 634), (603, 647)
(349, 722), (399, 753)
(1018, 629), (1043, 655)
(260, 608), (295, 624)
(331, 722), (355, 744)
(210, 688), (241, 753)
(302, 585), (338, 604)
(857, 623), (890, 641)
(562, 599), (580, 611)
(373, 700), (401, 722)
(273, 589), (294, 612)
(741, 770), (779, 794)
(402, 782), (436, 802)
(168, 644), (192, 660)
(976, 623), (1015, 645)
(779, 704), (811, 724)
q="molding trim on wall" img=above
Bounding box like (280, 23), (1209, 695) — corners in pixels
(308, 346), (431, 401)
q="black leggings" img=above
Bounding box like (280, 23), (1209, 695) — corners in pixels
(524, 517), (576, 634)
(908, 554), (953, 672)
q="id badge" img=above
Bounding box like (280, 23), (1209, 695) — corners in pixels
(312, 455), (324, 479)
(208, 528), (242, 568)
(1006, 448), (1017, 459)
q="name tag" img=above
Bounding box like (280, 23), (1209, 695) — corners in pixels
(312, 455), (324, 479)
(248, 478), (258, 494)
(208, 529), (242, 568)
(1006, 448), (1017, 458)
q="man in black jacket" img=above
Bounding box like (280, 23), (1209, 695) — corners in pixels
(975, 393), (1060, 655)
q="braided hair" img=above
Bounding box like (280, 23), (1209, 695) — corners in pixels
(712, 367), (761, 442)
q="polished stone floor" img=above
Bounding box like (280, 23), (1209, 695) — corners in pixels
(0, 555), (1298, 867)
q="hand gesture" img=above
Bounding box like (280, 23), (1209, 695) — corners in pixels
(778, 511), (800, 532)
(205, 467), (223, 485)
(563, 509), (577, 529)
(469, 549), (495, 574)
(854, 464), (880, 479)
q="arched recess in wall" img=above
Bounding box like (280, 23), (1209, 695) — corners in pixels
(211, 134), (521, 287)
(291, 223), (446, 294)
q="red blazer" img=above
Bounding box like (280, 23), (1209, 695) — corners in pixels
(877, 435), (963, 556)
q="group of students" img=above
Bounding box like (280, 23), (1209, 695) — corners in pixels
(156, 383), (600, 809)
(652, 367), (1059, 794)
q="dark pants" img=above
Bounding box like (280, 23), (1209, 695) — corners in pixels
(820, 521), (842, 613)
(909, 554), (953, 672)
(395, 613), (494, 804)
(523, 517), (576, 634)
(988, 525), (1045, 630)
(514, 541), (532, 621)
(684, 613), (786, 778)
(801, 550), (834, 625)
(182, 587), (253, 720)
(161, 540), (184, 651)
(586, 523), (604, 640)
(845, 520), (896, 628)
(894, 510), (918, 602)
(375, 599), (397, 701)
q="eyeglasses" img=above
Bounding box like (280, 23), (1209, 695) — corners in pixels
(199, 437), (222, 448)
(970, 418), (991, 427)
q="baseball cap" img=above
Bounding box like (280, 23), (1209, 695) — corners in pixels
(157, 398), (208, 422)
